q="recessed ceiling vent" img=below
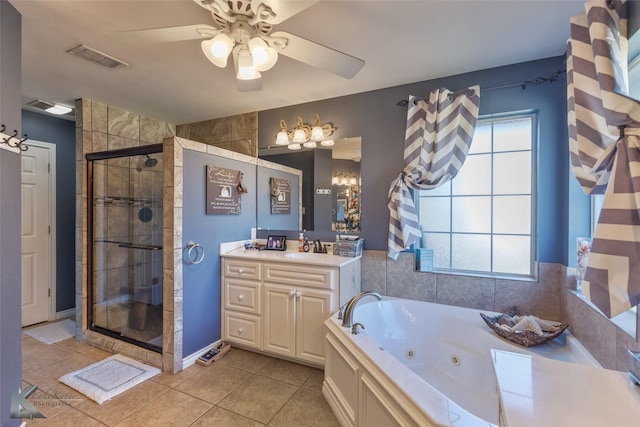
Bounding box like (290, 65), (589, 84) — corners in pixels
(66, 44), (129, 70)
(27, 99), (74, 116)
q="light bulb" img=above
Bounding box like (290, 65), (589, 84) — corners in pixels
(310, 126), (324, 141)
(248, 37), (278, 72)
(201, 33), (233, 67)
(276, 131), (289, 145)
(303, 141), (317, 148)
(288, 143), (301, 150)
(292, 129), (306, 143)
(236, 48), (261, 80)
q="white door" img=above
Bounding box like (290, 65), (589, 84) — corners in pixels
(21, 143), (53, 326)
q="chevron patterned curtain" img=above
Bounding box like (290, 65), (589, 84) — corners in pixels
(387, 87), (480, 259)
(568, 0), (640, 317)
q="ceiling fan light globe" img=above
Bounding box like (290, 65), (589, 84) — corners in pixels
(201, 34), (233, 68)
(275, 131), (289, 145)
(236, 50), (261, 80)
(248, 38), (278, 72)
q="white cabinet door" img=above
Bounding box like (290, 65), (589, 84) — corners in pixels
(296, 288), (332, 365)
(263, 283), (295, 358)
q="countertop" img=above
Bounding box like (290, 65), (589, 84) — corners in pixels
(492, 349), (640, 427)
(220, 241), (360, 268)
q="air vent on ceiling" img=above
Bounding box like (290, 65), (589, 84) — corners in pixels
(27, 99), (74, 116)
(66, 44), (129, 70)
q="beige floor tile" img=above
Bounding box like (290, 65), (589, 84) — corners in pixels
(215, 347), (271, 373)
(268, 388), (340, 427)
(175, 363), (251, 404)
(22, 336), (76, 373)
(23, 352), (99, 405)
(151, 362), (207, 388)
(75, 379), (171, 426)
(190, 406), (265, 427)
(301, 368), (325, 392)
(82, 346), (114, 361)
(257, 358), (315, 386)
(30, 407), (106, 426)
(54, 337), (97, 355)
(114, 389), (212, 427)
(217, 375), (298, 424)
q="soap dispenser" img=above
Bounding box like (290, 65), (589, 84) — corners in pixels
(298, 232), (305, 252)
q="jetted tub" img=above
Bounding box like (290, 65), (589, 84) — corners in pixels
(323, 298), (599, 427)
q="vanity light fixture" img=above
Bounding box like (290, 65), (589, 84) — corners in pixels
(332, 172), (359, 186)
(275, 114), (336, 150)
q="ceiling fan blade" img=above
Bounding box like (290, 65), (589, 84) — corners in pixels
(237, 77), (263, 92)
(271, 31), (365, 79)
(110, 24), (219, 44)
(264, 1), (319, 24)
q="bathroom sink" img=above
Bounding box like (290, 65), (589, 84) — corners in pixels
(285, 252), (328, 259)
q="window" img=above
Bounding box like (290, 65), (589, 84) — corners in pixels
(416, 113), (536, 276)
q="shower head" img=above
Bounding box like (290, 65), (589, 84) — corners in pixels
(144, 154), (158, 168)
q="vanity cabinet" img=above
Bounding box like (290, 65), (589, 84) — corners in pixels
(221, 252), (360, 366)
(222, 259), (263, 350)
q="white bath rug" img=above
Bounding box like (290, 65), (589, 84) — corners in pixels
(59, 354), (161, 404)
(23, 319), (75, 344)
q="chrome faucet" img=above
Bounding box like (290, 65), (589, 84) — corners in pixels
(341, 291), (382, 329)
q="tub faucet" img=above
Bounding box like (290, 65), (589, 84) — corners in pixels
(341, 291), (382, 329)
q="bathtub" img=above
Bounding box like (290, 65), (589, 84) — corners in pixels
(323, 298), (599, 427)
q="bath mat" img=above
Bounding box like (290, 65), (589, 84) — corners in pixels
(23, 319), (75, 344)
(59, 354), (161, 404)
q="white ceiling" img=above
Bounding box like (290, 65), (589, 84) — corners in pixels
(10, 0), (585, 125)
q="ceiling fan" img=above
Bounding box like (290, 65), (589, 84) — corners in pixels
(115, 0), (366, 91)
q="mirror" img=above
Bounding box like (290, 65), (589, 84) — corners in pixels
(258, 137), (361, 232)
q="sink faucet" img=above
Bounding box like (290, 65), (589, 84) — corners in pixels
(341, 291), (382, 328)
(313, 239), (326, 253)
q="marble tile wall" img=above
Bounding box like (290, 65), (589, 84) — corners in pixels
(176, 112), (258, 157)
(75, 98), (177, 371)
(362, 249), (640, 370)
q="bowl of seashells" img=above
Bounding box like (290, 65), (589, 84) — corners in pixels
(480, 306), (569, 347)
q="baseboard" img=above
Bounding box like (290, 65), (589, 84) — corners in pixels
(182, 339), (223, 368)
(55, 308), (75, 320)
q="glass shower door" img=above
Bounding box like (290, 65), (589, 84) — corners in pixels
(88, 147), (163, 351)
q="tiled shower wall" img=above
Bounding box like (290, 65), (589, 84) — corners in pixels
(176, 113), (258, 157)
(362, 250), (640, 370)
(75, 98), (175, 369)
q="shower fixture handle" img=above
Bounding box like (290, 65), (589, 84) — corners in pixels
(186, 240), (205, 265)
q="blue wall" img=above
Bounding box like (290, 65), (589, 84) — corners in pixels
(181, 149), (257, 355)
(22, 111), (76, 311)
(259, 56), (589, 264)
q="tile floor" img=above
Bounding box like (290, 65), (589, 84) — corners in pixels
(22, 332), (340, 426)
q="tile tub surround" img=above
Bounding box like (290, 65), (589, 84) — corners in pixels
(361, 250), (640, 371)
(362, 250), (563, 320)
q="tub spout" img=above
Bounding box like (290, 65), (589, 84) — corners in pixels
(351, 322), (365, 334)
(341, 291), (382, 328)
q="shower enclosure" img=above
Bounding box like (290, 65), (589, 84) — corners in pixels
(87, 145), (163, 352)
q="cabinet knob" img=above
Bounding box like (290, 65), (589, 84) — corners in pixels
(289, 289), (296, 297)
(295, 290), (302, 298)
(237, 294), (244, 301)
(238, 268), (244, 274)
(237, 327), (244, 334)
